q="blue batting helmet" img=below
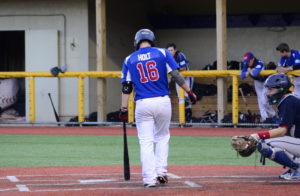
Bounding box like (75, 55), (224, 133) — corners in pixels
(134, 29), (155, 49)
(264, 73), (292, 105)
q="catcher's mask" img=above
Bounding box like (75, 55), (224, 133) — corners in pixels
(264, 73), (292, 105)
(134, 29), (155, 50)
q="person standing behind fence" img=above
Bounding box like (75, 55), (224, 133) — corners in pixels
(276, 43), (300, 97)
(119, 29), (197, 187)
(240, 52), (276, 123)
(166, 43), (194, 123)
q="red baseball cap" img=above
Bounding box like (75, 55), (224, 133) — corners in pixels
(243, 52), (254, 64)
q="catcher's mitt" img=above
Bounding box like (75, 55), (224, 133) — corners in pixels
(231, 135), (258, 157)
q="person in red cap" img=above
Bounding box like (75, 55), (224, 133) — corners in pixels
(240, 52), (276, 123)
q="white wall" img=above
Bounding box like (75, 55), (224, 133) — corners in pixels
(157, 27), (300, 69)
(0, 0), (89, 121)
(88, 0), (152, 116)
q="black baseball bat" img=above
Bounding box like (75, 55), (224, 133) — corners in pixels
(123, 121), (130, 180)
(48, 93), (60, 123)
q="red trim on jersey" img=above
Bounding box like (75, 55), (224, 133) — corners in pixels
(279, 125), (289, 129)
(257, 131), (270, 139)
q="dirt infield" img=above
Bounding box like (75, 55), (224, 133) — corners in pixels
(0, 165), (298, 196)
(0, 126), (295, 196)
(0, 126), (266, 137)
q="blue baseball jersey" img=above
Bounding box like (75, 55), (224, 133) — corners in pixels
(240, 59), (266, 82)
(277, 94), (300, 138)
(278, 49), (300, 70)
(121, 47), (179, 101)
(174, 51), (190, 70)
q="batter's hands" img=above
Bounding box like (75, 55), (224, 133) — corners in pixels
(187, 90), (197, 104)
(119, 107), (128, 122)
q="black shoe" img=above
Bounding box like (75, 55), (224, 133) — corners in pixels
(144, 183), (157, 188)
(157, 175), (168, 184)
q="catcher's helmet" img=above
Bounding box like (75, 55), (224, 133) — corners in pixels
(134, 29), (155, 50)
(264, 73), (292, 105)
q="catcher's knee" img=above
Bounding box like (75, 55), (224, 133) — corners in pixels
(257, 140), (299, 169)
(257, 140), (274, 158)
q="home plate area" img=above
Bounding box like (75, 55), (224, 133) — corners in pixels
(1, 165), (300, 195)
(1, 172), (202, 192)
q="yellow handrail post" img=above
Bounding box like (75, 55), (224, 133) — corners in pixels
(290, 75), (294, 92)
(29, 77), (35, 123)
(128, 90), (135, 123)
(78, 76), (85, 122)
(179, 87), (185, 125)
(232, 75), (239, 124)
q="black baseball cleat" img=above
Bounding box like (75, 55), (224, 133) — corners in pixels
(144, 183), (157, 188)
(157, 175), (168, 184)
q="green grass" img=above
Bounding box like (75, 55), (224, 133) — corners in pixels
(0, 135), (276, 168)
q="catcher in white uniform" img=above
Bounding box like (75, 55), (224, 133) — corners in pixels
(119, 29), (197, 187)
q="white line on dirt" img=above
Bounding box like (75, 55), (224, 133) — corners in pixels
(179, 175), (275, 178)
(167, 173), (181, 179)
(6, 176), (19, 182)
(0, 188), (19, 192)
(168, 172), (203, 188)
(79, 179), (116, 183)
(9, 173), (140, 177)
(31, 186), (194, 192)
(184, 181), (202, 188)
(16, 184), (30, 192)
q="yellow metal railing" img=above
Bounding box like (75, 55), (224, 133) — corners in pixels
(1, 70), (299, 124)
(0, 71), (121, 123)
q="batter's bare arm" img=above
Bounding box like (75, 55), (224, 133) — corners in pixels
(170, 70), (189, 91)
(121, 93), (130, 108)
(169, 69), (197, 104)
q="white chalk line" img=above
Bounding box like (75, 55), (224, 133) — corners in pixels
(16, 184), (30, 192)
(31, 186), (193, 192)
(1, 173), (297, 193)
(179, 175), (275, 178)
(2, 173), (140, 177)
(6, 176), (19, 182)
(167, 173), (181, 179)
(184, 181), (202, 188)
(0, 188), (19, 192)
(79, 179), (116, 183)
(168, 172), (202, 188)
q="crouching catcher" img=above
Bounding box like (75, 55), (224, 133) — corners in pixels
(232, 73), (300, 181)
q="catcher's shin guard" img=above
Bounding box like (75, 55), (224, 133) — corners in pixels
(257, 140), (299, 170)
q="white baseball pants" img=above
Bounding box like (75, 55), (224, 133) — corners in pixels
(254, 80), (276, 121)
(265, 136), (300, 157)
(135, 95), (171, 185)
(293, 77), (300, 98)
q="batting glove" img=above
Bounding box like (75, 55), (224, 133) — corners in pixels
(119, 107), (128, 122)
(187, 90), (197, 104)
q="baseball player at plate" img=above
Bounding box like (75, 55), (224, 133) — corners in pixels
(248, 73), (300, 180)
(119, 29), (197, 187)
